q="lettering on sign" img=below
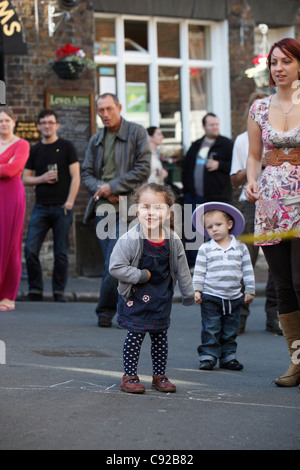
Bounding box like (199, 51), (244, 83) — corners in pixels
(0, 0), (21, 36)
(46, 92), (95, 161)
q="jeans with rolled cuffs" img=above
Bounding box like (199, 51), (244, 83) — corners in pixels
(198, 293), (243, 366)
(25, 204), (73, 295)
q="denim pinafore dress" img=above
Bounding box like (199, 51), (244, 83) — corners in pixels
(117, 239), (173, 333)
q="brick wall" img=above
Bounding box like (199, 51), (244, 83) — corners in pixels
(229, 0), (256, 140)
(7, 0), (95, 277)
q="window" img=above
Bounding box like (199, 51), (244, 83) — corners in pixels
(126, 65), (150, 127)
(94, 14), (230, 158)
(94, 18), (116, 56)
(157, 22), (179, 58)
(159, 66), (181, 143)
(189, 25), (210, 60)
(124, 20), (148, 52)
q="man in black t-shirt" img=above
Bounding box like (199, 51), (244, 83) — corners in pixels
(22, 109), (80, 302)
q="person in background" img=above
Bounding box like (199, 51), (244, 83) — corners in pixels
(246, 38), (300, 388)
(230, 90), (281, 335)
(22, 109), (80, 303)
(0, 107), (30, 311)
(182, 113), (233, 267)
(81, 93), (151, 327)
(147, 126), (168, 184)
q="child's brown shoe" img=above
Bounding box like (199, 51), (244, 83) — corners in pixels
(152, 374), (176, 393)
(120, 375), (145, 394)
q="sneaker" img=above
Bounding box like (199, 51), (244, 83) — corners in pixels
(18, 293), (43, 302)
(152, 375), (176, 393)
(220, 359), (243, 371)
(199, 360), (214, 370)
(97, 317), (112, 328)
(54, 294), (68, 303)
(266, 320), (283, 335)
(120, 375), (145, 394)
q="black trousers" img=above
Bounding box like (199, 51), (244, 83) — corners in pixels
(262, 239), (300, 314)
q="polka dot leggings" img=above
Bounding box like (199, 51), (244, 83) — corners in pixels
(123, 330), (168, 377)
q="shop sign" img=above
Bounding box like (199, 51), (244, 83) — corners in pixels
(15, 121), (39, 142)
(0, 0), (27, 54)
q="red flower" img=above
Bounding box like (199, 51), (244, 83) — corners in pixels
(252, 54), (267, 65)
(190, 67), (202, 77)
(55, 43), (81, 60)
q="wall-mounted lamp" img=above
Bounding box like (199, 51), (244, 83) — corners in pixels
(48, 0), (79, 37)
(58, 1), (79, 9)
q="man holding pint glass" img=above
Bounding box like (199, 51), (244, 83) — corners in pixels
(22, 109), (80, 302)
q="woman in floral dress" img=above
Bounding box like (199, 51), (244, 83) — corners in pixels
(246, 38), (300, 388)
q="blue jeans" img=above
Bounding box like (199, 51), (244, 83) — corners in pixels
(183, 193), (204, 267)
(198, 293), (243, 366)
(25, 204), (73, 295)
(95, 213), (120, 320)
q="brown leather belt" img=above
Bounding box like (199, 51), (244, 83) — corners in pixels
(265, 149), (300, 166)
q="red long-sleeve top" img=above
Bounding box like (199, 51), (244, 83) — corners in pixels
(0, 139), (30, 179)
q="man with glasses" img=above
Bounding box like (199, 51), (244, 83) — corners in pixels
(82, 93), (151, 327)
(21, 109), (80, 302)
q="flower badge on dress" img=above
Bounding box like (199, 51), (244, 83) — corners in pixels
(142, 294), (151, 303)
(126, 300), (134, 308)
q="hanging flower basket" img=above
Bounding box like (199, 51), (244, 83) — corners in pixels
(52, 61), (85, 80)
(50, 43), (96, 80)
(253, 68), (269, 88)
(245, 54), (269, 88)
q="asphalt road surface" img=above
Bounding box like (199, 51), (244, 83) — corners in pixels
(0, 297), (299, 451)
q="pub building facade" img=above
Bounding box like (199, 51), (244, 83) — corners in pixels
(1, 0), (300, 277)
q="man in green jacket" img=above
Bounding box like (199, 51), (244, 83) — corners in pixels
(82, 93), (151, 327)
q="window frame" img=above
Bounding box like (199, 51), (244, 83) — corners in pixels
(94, 13), (231, 149)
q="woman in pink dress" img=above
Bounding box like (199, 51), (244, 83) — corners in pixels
(246, 38), (300, 388)
(0, 107), (30, 311)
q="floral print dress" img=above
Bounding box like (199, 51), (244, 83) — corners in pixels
(249, 95), (300, 245)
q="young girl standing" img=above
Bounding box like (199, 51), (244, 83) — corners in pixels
(109, 183), (194, 393)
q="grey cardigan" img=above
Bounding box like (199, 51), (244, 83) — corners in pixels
(81, 118), (151, 223)
(109, 224), (195, 306)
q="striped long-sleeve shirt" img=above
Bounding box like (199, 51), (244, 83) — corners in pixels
(193, 236), (255, 300)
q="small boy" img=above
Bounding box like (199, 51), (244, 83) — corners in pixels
(192, 202), (255, 371)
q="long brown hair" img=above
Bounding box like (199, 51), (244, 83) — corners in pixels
(267, 37), (300, 87)
(0, 106), (16, 122)
(243, 90), (269, 122)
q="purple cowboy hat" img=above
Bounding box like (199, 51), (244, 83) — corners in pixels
(192, 202), (245, 238)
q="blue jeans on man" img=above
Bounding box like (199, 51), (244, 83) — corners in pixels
(183, 193), (204, 267)
(95, 212), (121, 326)
(198, 293), (243, 366)
(25, 204), (73, 297)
